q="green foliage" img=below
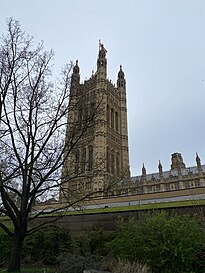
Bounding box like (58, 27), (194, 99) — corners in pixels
(23, 226), (71, 265)
(0, 229), (12, 265)
(110, 211), (205, 273)
(110, 217), (138, 261)
(57, 227), (112, 273)
(73, 227), (109, 256)
(1, 212), (205, 272)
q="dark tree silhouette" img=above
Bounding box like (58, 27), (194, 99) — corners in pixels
(0, 18), (98, 272)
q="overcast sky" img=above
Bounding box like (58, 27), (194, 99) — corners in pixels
(1, 0), (205, 176)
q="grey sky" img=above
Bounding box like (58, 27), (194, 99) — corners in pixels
(1, 0), (205, 176)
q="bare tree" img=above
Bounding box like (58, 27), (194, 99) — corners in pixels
(0, 18), (99, 272)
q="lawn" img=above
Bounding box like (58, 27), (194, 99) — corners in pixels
(52, 198), (205, 216)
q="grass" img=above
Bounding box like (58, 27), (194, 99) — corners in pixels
(44, 198), (205, 216)
(1, 198), (205, 221)
(79, 198), (205, 214)
(0, 267), (58, 273)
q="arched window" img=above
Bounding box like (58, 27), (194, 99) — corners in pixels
(81, 147), (86, 172)
(88, 145), (93, 171)
(111, 149), (115, 174)
(111, 108), (114, 129)
(90, 102), (95, 117)
(116, 152), (120, 176)
(106, 146), (110, 173)
(83, 103), (88, 123)
(115, 111), (118, 132)
(107, 105), (110, 126)
(77, 102), (83, 128)
(75, 149), (80, 174)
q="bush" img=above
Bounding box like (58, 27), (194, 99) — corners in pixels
(58, 226), (113, 273)
(73, 227), (110, 256)
(58, 253), (111, 273)
(23, 226), (71, 265)
(58, 253), (85, 273)
(0, 229), (12, 266)
(110, 211), (205, 273)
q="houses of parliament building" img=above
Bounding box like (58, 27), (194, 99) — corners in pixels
(60, 43), (205, 203)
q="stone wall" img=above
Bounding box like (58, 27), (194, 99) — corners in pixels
(29, 204), (205, 236)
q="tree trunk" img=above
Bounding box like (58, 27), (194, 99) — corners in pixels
(7, 231), (24, 272)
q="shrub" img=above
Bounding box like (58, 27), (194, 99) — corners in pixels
(110, 211), (205, 273)
(58, 226), (113, 273)
(23, 226), (71, 265)
(58, 253), (85, 273)
(73, 227), (109, 256)
(58, 253), (112, 273)
(0, 229), (12, 266)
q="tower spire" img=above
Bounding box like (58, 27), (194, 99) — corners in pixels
(97, 41), (107, 78)
(117, 65), (126, 88)
(196, 152), (202, 173)
(71, 59), (80, 86)
(158, 160), (163, 179)
(142, 163), (146, 177)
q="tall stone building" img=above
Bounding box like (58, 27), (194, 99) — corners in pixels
(111, 152), (205, 198)
(60, 43), (130, 201)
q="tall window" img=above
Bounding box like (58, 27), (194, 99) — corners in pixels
(107, 105), (110, 126)
(115, 111), (118, 132)
(81, 147), (86, 172)
(156, 184), (161, 192)
(88, 145), (93, 171)
(185, 181), (190, 189)
(106, 146), (110, 173)
(75, 149), (80, 174)
(195, 180), (201, 187)
(78, 103), (83, 128)
(116, 152), (120, 175)
(111, 149), (115, 174)
(175, 182), (179, 190)
(111, 108), (114, 129)
(90, 102), (95, 117)
(148, 186), (152, 192)
(166, 184), (171, 191)
(83, 103), (88, 123)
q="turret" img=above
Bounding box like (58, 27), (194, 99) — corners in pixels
(117, 63), (129, 177)
(171, 153), (186, 170)
(97, 42), (107, 79)
(142, 163), (147, 180)
(196, 152), (203, 173)
(158, 160), (163, 180)
(117, 65), (126, 88)
(71, 60), (80, 86)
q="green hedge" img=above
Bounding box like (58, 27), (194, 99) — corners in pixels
(110, 211), (205, 273)
(23, 226), (71, 265)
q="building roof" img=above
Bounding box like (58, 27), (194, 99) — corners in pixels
(132, 165), (205, 183)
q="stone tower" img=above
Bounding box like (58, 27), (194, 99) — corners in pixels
(60, 43), (130, 201)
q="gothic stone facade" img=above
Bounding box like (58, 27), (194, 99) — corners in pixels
(60, 44), (130, 201)
(111, 152), (205, 197)
(60, 45), (205, 203)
